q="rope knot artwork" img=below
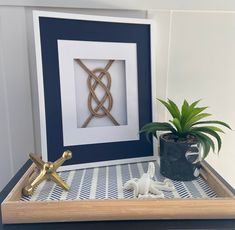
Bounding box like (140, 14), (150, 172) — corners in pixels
(76, 59), (120, 128)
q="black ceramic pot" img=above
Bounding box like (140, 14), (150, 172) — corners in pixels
(159, 134), (201, 181)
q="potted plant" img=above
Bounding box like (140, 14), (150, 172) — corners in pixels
(140, 99), (231, 181)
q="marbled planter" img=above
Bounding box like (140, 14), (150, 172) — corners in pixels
(159, 134), (201, 181)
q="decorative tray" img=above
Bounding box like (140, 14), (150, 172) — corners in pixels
(1, 161), (235, 224)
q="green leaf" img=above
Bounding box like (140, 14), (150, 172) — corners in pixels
(192, 131), (215, 156)
(186, 107), (208, 122)
(181, 100), (189, 118)
(193, 120), (232, 130)
(140, 122), (177, 142)
(182, 107), (207, 131)
(168, 99), (181, 120)
(196, 126), (224, 133)
(180, 100), (190, 130)
(184, 113), (212, 131)
(172, 118), (182, 132)
(192, 113), (212, 122)
(190, 99), (202, 108)
(142, 127), (158, 142)
(182, 107), (208, 131)
(145, 131), (154, 143)
(198, 133), (215, 153)
(140, 122), (176, 133)
(192, 133), (212, 159)
(191, 127), (222, 152)
(158, 99), (179, 119)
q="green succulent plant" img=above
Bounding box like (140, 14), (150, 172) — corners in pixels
(140, 99), (231, 159)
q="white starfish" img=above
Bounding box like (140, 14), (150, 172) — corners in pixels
(123, 162), (175, 198)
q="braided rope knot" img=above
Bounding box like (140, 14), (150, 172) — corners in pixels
(75, 59), (120, 128)
(88, 68), (113, 118)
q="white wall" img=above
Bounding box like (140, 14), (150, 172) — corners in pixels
(0, 1), (235, 190)
(0, 7), (35, 190)
(2, 0), (235, 11)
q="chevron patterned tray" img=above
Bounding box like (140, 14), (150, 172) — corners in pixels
(20, 162), (216, 202)
(1, 161), (235, 224)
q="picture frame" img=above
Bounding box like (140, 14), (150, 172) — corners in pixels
(33, 11), (157, 171)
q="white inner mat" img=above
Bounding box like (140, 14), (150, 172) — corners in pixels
(57, 40), (139, 146)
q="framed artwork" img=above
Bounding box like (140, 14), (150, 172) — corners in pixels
(33, 11), (156, 171)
